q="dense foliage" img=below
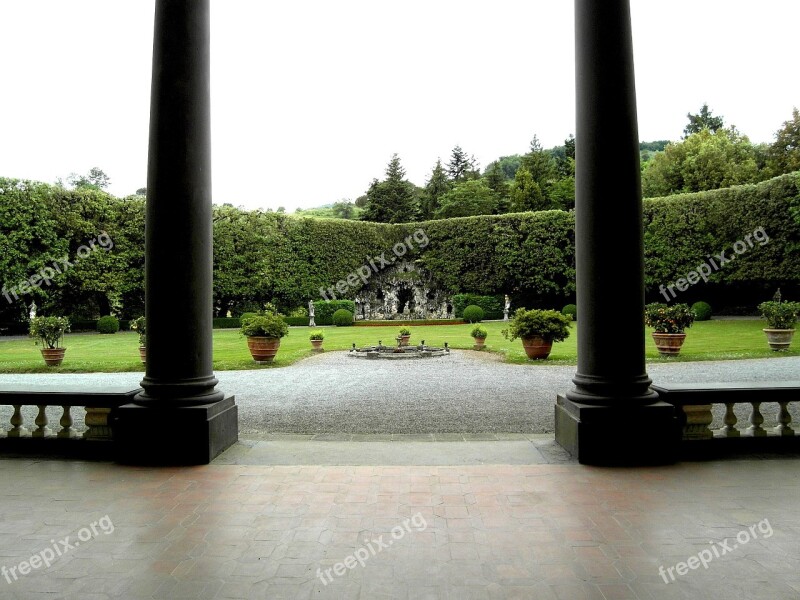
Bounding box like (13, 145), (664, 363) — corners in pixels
(452, 294), (504, 320)
(332, 309), (354, 327)
(644, 303), (696, 334)
(1, 172), (798, 333)
(501, 308), (571, 342)
(29, 316), (70, 349)
(691, 301), (712, 321)
(462, 305), (485, 323)
(96, 315), (120, 334)
(758, 300), (800, 329)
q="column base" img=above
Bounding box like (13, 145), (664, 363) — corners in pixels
(112, 394), (238, 465)
(555, 394), (680, 465)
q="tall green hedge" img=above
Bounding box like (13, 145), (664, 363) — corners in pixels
(1, 173), (798, 333)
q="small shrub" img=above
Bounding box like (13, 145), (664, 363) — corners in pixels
(130, 316), (146, 346)
(309, 329), (325, 340)
(398, 327), (411, 336)
(97, 316), (120, 334)
(758, 300), (800, 329)
(452, 294), (504, 319)
(644, 303), (695, 334)
(470, 324), (488, 339)
(462, 305), (485, 323)
(501, 308), (571, 342)
(240, 313), (289, 338)
(332, 309), (354, 327)
(691, 301), (712, 321)
(561, 304), (577, 321)
(29, 316), (70, 349)
(315, 300), (357, 325)
(290, 306), (308, 318)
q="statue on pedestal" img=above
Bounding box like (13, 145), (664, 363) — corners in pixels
(29, 301), (37, 320)
(308, 299), (316, 327)
(503, 294), (511, 321)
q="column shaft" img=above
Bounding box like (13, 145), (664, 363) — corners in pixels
(138, 0), (222, 405)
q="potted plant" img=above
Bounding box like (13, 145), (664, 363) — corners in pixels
(309, 329), (325, 351)
(130, 316), (146, 364)
(758, 300), (800, 351)
(471, 324), (488, 349)
(501, 308), (571, 360)
(29, 316), (70, 366)
(644, 303), (695, 356)
(241, 312), (289, 363)
(397, 326), (411, 346)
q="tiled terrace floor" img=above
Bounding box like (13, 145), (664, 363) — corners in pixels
(1, 439), (799, 599)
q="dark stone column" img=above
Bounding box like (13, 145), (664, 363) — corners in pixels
(554, 0), (679, 464)
(113, 0), (238, 464)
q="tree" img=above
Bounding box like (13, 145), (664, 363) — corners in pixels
(496, 155), (522, 180)
(509, 166), (546, 212)
(135, 187), (147, 196)
(483, 161), (509, 213)
(434, 180), (498, 219)
(68, 167), (111, 190)
(519, 135), (557, 208)
(420, 159), (451, 220)
(360, 154), (418, 223)
(331, 200), (355, 219)
(767, 107), (800, 176)
(276, 206), (286, 214)
(642, 127), (766, 197)
(683, 103), (724, 138)
(446, 145), (478, 182)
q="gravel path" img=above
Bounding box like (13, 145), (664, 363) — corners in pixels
(0, 351), (797, 435)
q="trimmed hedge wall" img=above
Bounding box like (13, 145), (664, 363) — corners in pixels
(1, 173), (798, 334)
(355, 319), (467, 327)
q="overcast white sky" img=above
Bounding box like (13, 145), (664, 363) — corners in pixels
(1, 1), (798, 212)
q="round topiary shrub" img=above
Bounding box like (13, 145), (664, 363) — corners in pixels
(97, 316), (120, 334)
(561, 304), (577, 321)
(332, 309), (354, 327)
(691, 301), (712, 321)
(462, 305), (484, 323)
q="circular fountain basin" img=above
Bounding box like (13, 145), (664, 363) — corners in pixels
(349, 342), (449, 359)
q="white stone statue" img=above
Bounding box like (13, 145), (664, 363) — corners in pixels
(308, 299), (316, 327)
(29, 301), (37, 319)
(503, 294), (511, 321)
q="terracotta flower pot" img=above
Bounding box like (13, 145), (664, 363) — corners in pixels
(762, 328), (795, 351)
(473, 337), (486, 350)
(521, 336), (553, 360)
(310, 339), (324, 351)
(139, 346), (147, 364)
(652, 332), (686, 356)
(41, 347), (66, 367)
(399, 335), (411, 346)
(246, 336), (281, 363)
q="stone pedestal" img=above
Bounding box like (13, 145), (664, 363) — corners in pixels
(113, 396), (237, 464)
(556, 396), (679, 465)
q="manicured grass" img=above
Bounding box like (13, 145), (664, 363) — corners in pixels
(0, 319), (794, 373)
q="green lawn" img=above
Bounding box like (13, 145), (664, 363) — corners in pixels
(0, 319), (794, 373)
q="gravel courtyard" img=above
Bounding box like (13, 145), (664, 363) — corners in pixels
(0, 351), (797, 435)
